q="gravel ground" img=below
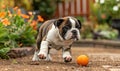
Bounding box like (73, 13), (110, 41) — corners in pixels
(0, 47), (120, 71)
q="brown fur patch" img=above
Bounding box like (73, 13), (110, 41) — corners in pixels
(58, 18), (69, 36)
(36, 20), (54, 49)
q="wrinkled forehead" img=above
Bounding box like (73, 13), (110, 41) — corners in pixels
(62, 17), (78, 28)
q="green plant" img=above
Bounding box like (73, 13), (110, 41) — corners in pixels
(90, 1), (110, 24)
(80, 21), (94, 39)
(33, 0), (57, 19)
(98, 0), (120, 19)
(81, 1), (119, 40)
(0, 7), (38, 59)
(94, 24), (118, 39)
(75, 16), (84, 23)
(90, 0), (120, 25)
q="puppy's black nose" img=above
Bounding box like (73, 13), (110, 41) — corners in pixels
(72, 30), (77, 35)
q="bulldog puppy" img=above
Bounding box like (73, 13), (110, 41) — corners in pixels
(32, 16), (81, 62)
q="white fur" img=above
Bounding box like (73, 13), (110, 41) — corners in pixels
(32, 50), (40, 61)
(46, 25), (63, 41)
(46, 25), (73, 46)
(38, 41), (49, 58)
(63, 51), (71, 59)
(69, 18), (76, 28)
(45, 54), (52, 61)
(64, 30), (73, 40)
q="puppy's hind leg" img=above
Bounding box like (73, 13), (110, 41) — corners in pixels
(45, 47), (52, 61)
(32, 33), (41, 61)
(32, 50), (40, 61)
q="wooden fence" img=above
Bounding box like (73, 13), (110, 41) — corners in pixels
(54, 0), (95, 18)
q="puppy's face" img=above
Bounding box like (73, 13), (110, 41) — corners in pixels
(54, 17), (81, 41)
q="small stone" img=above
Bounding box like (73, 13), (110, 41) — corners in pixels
(46, 66), (49, 69)
(29, 61), (39, 65)
(4, 68), (9, 71)
(71, 67), (75, 69)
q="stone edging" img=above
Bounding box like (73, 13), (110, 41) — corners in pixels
(7, 47), (35, 58)
(73, 39), (120, 48)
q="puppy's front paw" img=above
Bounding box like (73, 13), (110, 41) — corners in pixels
(64, 56), (72, 62)
(38, 51), (47, 59)
(38, 54), (46, 59)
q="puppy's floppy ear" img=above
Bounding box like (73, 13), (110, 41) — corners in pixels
(77, 19), (82, 29)
(54, 19), (64, 27)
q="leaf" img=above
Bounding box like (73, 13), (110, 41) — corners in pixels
(0, 27), (9, 44)
(0, 47), (10, 59)
(0, 47), (10, 55)
(12, 59), (18, 64)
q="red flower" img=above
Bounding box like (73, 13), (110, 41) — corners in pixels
(30, 20), (37, 30)
(1, 18), (10, 26)
(0, 12), (6, 18)
(37, 15), (44, 22)
(21, 14), (29, 19)
(101, 14), (106, 19)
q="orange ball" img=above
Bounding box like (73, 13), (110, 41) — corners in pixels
(76, 55), (89, 66)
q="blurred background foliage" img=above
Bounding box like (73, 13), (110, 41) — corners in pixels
(87, 0), (119, 40)
(90, 0), (120, 24)
(32, 0), (56, 19)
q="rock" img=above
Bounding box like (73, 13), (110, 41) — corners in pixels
(7, 47), (35, 58)
(29, 61), (40, 65)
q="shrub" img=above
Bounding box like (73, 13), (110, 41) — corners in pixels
(0, 7), (44, 59)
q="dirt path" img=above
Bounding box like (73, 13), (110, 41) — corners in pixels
(0, 47), (120, 71)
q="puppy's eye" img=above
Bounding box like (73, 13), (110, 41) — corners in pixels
(76, 25), (81, 29)
(63, 26), (70, 30)
(65, 26), (69, 29)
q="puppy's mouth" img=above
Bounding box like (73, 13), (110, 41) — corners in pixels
(70, 35), (78, 41)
